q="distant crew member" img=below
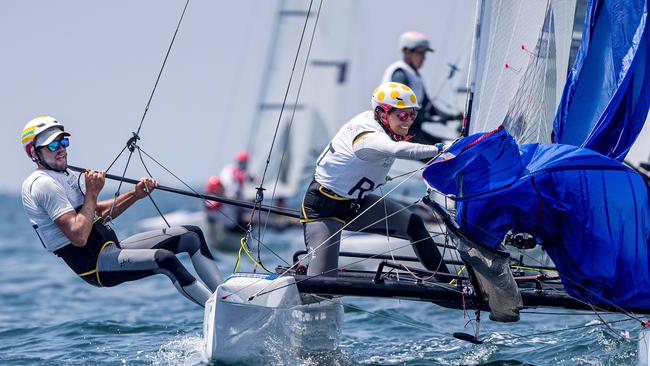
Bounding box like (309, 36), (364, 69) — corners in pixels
(21, 116), (222, 307)
(219, 150), (252, 230)
(381, 31), (462, 145)
(301, 82), (451, 277)
(204, 175), (225, 223)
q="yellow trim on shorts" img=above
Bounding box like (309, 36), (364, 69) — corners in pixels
(318, 186), (351, 201)
(300, 198), (347, 224)
(93, 240), (116, 287)
(78, 268), (97, 277)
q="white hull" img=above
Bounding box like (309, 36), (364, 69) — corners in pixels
(202, 273), (343, 363)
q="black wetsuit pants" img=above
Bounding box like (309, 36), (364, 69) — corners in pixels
(302, 188), (450, 277)
(78, 225), (222, 307)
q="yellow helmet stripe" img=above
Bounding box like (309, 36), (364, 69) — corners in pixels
(21, 131), (36, 144)
(21, 126), (37, 137)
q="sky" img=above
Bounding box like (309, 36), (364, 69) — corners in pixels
(2, 0), (648, 194)
(1, 0), (477, 193)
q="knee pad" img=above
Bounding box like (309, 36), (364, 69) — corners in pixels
(182, 225), (214, 259)
(154, 249), (195, 286)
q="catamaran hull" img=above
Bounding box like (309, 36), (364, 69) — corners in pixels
(202, 274), (343, 363)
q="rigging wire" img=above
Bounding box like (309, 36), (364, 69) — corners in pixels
(248, 164), (432, 300)
(260, 0), (323, 247)
(137, 148), (170, 228)
(250, 0), (316, 211)
(222, 186), (433, 300)
(136, 147), (290, 266)
(103, 0), (191, 224)
(241, 0), (318, 270)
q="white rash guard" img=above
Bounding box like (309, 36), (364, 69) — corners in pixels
(314, 111), (440, 199)
(21, 169), (85, 251)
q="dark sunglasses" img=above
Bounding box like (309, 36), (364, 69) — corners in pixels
(45, 137), (70, 152)
(397, 110), (417, 122)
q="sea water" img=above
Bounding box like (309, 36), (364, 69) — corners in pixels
(0, 192), (640, 365)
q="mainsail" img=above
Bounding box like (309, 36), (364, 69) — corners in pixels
(424, 0), (650, 308)
(469, 0), (578, 143)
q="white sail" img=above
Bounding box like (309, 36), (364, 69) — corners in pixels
(470, 0), (578, 143)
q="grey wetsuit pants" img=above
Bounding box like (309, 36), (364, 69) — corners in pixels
(304, 194), (450, 277)
(97, 225), (223, 307)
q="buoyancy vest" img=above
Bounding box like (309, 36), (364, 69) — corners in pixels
(381, 60), (425, 103)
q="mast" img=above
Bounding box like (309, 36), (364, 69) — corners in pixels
(460, 0), (483, 137)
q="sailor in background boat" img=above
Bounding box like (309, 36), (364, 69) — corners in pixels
(381, 31), (462, 146)
(20, 116), (223, 307)
(219, 150), (253, 230)
(203, 175), (228, 241)
(301, 82), (451, 277)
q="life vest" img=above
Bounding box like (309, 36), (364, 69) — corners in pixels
(381, 60), (426, 103)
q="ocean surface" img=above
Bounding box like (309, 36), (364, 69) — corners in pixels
(0, 191), (642, 366)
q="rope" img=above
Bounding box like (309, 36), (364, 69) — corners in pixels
(250, 0), (317, 211)
(243, 0), (320, 270)
(259, 0), (323, 247)
(102, 0), (191, 224)
(233, 237), (268, 273)
(136, 147), (291, 267)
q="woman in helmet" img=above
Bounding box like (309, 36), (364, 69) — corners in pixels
(20, 116), (223, 307)
(301, 82), (450, 277)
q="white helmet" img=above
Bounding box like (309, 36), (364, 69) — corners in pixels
(21, 115), (70, 161)
(371, 82), (420, 110)
(399, 31), (434, 52)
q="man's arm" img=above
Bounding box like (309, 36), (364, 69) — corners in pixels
(54, 170), (105, 246)
(353, 132), (441, 161)
(96, 177), (158, 220)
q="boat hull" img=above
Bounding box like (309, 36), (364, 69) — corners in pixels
(202, 273), (343, 363)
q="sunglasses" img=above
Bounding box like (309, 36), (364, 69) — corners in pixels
(45, 137), (70, 152)
(397, 110), (417, 122)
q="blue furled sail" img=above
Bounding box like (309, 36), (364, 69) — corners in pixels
(421, 0), (650, 308)
(553, 0), (650, 161)
(423, 128), (650, 307)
